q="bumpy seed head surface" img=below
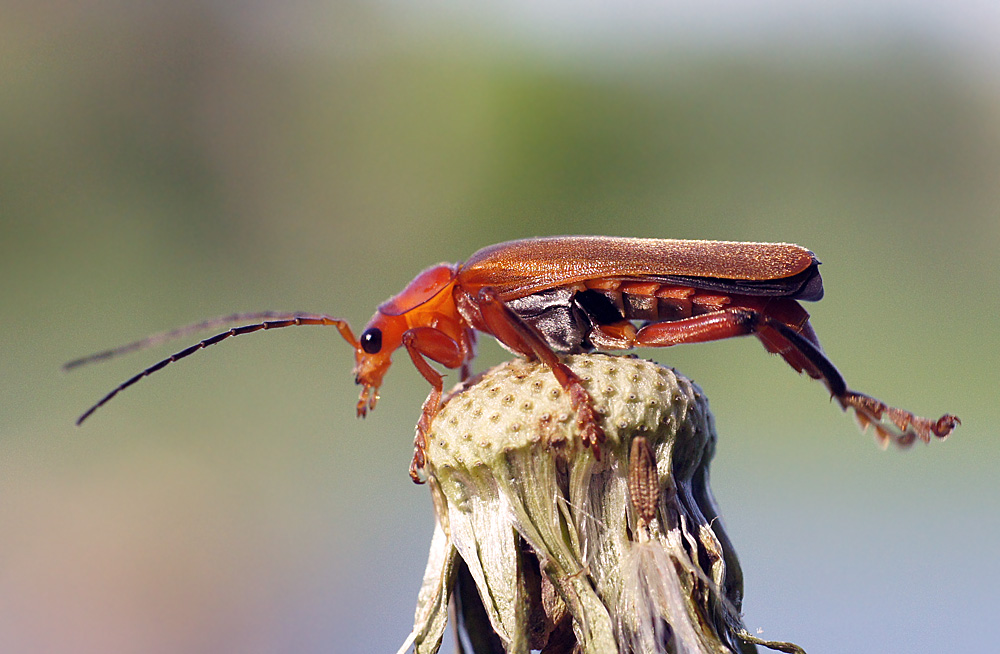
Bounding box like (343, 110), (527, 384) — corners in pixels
(424, 354), (703, 478)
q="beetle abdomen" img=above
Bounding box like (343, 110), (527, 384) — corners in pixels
(582, 281), (732, 323)
(505, 283), (739, 355)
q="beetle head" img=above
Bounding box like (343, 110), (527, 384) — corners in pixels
(351, 263), (461, 417)
(352, 311), (406, 417)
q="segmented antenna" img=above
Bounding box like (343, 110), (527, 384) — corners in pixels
(63, 312), (303, 370)
(70, 312), (357, 425)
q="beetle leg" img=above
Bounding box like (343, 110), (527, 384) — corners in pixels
(408, 387), (441, 484)
(459, 329), (478, 381)
(757, 319), (961, 446)
(636, 308), (842, 391)
(476, 288), (605, 457)
(401, 328), (465, 483)
(634, 309), (760, 346)
(635, 308), (959, 447)
(589, 321), (639, 349)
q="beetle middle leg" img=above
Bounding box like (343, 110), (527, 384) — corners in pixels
(476, 288), (606, 457)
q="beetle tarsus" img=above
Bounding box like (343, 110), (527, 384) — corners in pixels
(474, 286), (608, 457)
(838, 390), (959, 448)
(409, 433), (427, 484)
(567, 381), (605, 457)
(409, 421), (432, 484)
(408, 385), (443, 484)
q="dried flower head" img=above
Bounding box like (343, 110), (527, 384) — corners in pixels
(398, 354), (802, 654)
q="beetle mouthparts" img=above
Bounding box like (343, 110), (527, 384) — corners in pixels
(356, 385), (379, 418)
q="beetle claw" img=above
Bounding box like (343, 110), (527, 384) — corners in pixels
(933, 414), (961, 438)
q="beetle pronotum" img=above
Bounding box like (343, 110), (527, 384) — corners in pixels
(69, 236), (959, 481)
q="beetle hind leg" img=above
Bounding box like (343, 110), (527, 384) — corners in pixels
(634, 307), (960, 447)
(759, 318), (961, 446)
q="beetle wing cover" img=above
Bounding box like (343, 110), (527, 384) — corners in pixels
(460, 236), (820, 299)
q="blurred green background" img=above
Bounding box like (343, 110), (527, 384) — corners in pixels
(3, 1), (998, 652)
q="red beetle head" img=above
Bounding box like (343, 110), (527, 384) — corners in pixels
(352, 263), (460, 417)
(352, 312), (404, 416)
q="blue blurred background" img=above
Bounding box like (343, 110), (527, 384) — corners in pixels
(3, 1), (998, 652)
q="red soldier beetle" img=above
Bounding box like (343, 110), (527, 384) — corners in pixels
(69, 236), (959, 482)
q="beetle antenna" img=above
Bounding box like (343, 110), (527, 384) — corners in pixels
(73, 313), (357, 425)
(63, 312), (321, 371)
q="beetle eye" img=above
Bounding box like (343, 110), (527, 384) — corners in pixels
(360, 328), (382, 354)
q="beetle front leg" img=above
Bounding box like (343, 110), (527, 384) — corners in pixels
(476, 288), (606, 457)
(409, 385), (442, 483)
(401, 328), (465, 483)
